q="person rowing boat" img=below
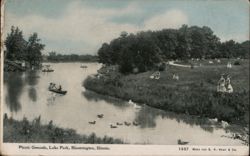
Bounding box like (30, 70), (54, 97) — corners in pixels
(49, 83), (67, 95)
(58, 85), (62, 91)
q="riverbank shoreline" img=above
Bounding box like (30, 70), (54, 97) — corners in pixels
(84, 81), (249, 145)
(83, 60), (249, 130)
(3, 114), (124, 144)
(84, 78), (249, 127)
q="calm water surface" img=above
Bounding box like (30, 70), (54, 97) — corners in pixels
(3, 63), (243, 145)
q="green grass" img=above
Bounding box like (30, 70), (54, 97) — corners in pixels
(84, 59), (249, 127)
(3, 114), (124, 144)
(175, 58), (244, 66)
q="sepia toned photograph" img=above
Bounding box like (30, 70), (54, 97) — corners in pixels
(1, 0), (249, 155)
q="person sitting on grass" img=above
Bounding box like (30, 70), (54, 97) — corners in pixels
(217, 74), (226, 92)
(150, 71), (160, 79)
(173, 74), (179, 80)
(154, 71), (160, 79)
(225, 75), (233, 93)
(227, 62), (232, 68)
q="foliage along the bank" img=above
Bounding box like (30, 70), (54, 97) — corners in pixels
(46, 52), (98, 62)
(84, 75), (249, 126)
(3, 114), (124, 144)
(98, 25), (250, 73)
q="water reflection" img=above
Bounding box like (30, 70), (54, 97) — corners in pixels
(132, 100), (218, 133)
(82, 90), (221, 133)
(134, 105), (158, 128)
(46, 93), (63, 106)
(4, 70), (40, 111)
(25, 70), (39, 102)
(28, 87), (37, 102)
(82, 90), (129, 109)
(47, 94), (56, 105)
(156, 110), (215, 133)
(84, 89), (217, 132)
(25, 70), (39, 85)
(4, 72), (24, 112)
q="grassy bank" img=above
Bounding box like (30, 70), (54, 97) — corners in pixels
(84, 59), (249, 127)
(3, 114), (124, 144)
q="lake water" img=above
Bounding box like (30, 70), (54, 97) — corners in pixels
(3, 63), (244, 145)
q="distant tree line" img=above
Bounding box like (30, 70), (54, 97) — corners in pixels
(98, 25), (249, 73)
(46, 52), (98, 62)
(4, 26), (45, 67)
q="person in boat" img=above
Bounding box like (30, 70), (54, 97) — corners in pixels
(49, 83), (56, 89)
(58, 85), (62, 91)
(49, 83), (53, 89)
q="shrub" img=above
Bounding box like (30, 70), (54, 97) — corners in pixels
(234, 61), (240, 65)
(159, 63), (166, 71)
(4, 117), (124, 144)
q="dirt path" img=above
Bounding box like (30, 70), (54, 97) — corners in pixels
(168, 61), (194, 68)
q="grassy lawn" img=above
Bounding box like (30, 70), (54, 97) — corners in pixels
(175, 58), (243, 66)
(84, 59), (249, 127)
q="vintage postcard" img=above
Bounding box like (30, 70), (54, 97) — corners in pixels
(0, 0), (249, 155)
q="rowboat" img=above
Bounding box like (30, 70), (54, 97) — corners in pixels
(48, 87), (67, 95)
(80, 65), (88, 68)
(178, 139), (189, 145)
(42, 69), (54, 72)
(42, 65), (54, 72)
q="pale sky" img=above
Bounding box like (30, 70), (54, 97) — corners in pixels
(3, 0), (249, 55)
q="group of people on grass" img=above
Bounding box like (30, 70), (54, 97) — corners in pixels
(217, 74), (233, 93)
(150, 71), (181, 81)
(227, 62), (232, 68)
(150, 71), (160, 79)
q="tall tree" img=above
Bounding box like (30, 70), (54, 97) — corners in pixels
(48, 51), (57, 61)
(201, 26), (220, 58)
(26, 33), (45, 66)
(97, 25), (249, 74)
(98, 43), (113, 65)
(219, 40), (239, 58)
(4, 26), (27, 61)
(176, 25), (192, 59)
(240, 40), (250, 58)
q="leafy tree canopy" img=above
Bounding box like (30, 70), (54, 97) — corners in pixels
(97, 25), (249, 74)
(4, 26), (45, 67)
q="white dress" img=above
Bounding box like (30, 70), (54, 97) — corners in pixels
(225, 78), (233, 93)
(227, 84), (233, 93)
(217, 78), (226, 92)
